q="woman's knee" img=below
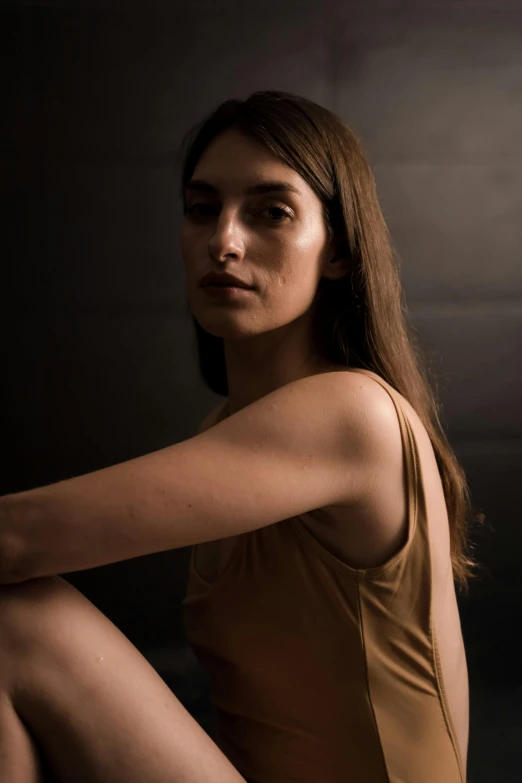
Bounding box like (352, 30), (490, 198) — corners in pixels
(0, 576), (73, 658)
(0, 575), (96, 708)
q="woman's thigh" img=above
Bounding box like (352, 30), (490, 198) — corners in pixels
(0, 576), (246, 783)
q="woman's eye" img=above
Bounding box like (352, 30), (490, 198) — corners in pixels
(185, 204), (214, 217)
(264, 206), (291, 221)
(185, 204), (291, 222)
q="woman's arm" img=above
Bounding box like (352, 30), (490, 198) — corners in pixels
(0, 372), (392, 583)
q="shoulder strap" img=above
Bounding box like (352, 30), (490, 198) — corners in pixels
(348, 368), (420, 540)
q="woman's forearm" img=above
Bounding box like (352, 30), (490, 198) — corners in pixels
(0, 491), (43, 583)
(0, 444), (192, 581)
(0, 469), (130, 583)
(0, 464), (141, 583)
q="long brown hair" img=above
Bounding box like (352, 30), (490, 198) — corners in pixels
(176, 89), (485, 596)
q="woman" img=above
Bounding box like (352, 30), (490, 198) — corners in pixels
(0, 90), (483, 782)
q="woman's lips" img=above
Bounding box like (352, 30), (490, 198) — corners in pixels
(203, 285), (255, 298)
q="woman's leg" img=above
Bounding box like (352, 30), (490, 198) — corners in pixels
(0, 692), (49, 782)
(0, 576), (246, 783)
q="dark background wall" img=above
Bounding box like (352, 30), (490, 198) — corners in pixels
(3, 1), (521, 780)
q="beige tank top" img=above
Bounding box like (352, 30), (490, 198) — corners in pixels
(182, 368), (468, 783)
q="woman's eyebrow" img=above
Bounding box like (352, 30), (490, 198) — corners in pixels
(184, 179), (301, 197)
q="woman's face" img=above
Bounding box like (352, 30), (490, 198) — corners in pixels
(179, 128), (337, 342)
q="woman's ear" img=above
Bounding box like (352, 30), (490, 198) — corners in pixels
(322, 254), (350, 282)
